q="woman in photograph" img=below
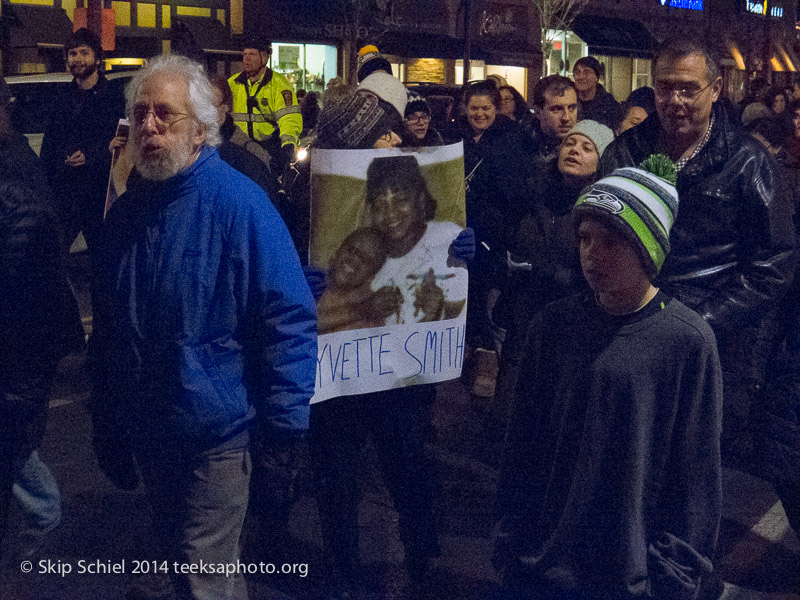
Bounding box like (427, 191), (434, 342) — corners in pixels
(364, 155), (467, 325)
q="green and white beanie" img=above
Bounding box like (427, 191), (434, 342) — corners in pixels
(574, 154), (679, 279)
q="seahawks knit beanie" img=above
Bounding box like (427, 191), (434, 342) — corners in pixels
(574, 154), (679, 279)
(358, 72), (408, 119)
(314, 90), (394, 149)
(357, 45), (393, 82)
(565, 120), (614, 158)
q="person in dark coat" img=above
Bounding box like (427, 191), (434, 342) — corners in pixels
(461, 81), (533, 348)
(496, 120), (614, 361)
(498, 85), (537, 140)
(0, 97), (83, 557)
(402, 93), (444, 147)
(600, 38), (795, 459)
(574, 56), (621, 130)
(528, 75), (579, 167)
(39, 28), (125, 252)
(495, 162), (723, 600)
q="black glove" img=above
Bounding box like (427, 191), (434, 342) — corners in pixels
(93, 434), (139, 491)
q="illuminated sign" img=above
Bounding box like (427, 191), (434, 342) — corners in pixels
(745, 1), (784, 17)
(660, 0), (703, 9)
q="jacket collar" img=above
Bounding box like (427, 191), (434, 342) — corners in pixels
(627, 102), (729, 177)
(134, 145), (218, 202)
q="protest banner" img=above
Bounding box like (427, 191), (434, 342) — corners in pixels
(104, 118), (131, 220)
(310, 142), (467, 403)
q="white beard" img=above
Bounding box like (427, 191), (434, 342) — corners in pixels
(132, 129), (197, 181)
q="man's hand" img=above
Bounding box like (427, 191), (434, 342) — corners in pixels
(109, 136), (128, 154)
(65, 150), (86, 167)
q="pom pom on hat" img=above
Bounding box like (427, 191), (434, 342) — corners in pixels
(574, 155), (679, 279)
(357, 45), (393, 82)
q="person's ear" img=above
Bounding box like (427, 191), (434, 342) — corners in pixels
(710, 76), (723, 103)
(192, 121), (206, 148)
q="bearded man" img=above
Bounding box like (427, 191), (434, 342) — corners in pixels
(89, 54), (317, 600)
(40, 28), (124, 252)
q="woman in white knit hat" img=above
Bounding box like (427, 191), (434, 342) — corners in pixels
(495, 120), (614, 369)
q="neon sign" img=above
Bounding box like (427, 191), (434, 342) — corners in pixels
(660, 0), (703, 9)
(745, 1), (784, 17)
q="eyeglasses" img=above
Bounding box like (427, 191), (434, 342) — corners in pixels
(405, 114), (430, 124)
(654, 81), (715, 103)
(131, 103), (193, 131)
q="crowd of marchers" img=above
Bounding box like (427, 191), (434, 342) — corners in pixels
(1, 26), (799, 600)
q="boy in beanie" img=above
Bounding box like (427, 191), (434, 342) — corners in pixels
(495, 157), (723, 600)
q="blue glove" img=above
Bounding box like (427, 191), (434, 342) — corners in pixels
(449, 227), (476, 261)
(302, 265), (327, 301)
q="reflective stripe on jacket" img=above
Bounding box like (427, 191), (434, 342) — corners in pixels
(228, 68), (302, 147)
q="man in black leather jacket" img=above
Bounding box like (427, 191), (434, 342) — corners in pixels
(600, 38), (796, 462)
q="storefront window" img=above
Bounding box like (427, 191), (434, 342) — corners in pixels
(456, 59), (487, 84)
(486, 65), (527, 97)
(546, 30), (587, 76)
(270, 43), (337, 94)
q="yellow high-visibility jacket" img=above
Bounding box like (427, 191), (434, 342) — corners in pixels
(228, 68), (302, 148)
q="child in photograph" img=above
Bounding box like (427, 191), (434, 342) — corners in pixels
(317, 227), (392, 334)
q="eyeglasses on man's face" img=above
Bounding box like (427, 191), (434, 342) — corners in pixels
(405, 113), (430, 124)
(131, 103), (193, 131)
(653, 80), (715, 104)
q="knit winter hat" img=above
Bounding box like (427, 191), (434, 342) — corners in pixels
(574, 155), (679, 279)
(357, 45), (393, 82)
(314, 90), (395, 149)
(565, 120), (614, 158)
(358, 72), (408, 119)
(405, 91), (431, 118)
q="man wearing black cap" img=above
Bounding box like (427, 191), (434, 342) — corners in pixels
(40, 27), (125, 253)
(574, 56), (620, 130)
(228, 36), (302, 174)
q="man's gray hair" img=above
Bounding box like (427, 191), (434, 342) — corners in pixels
(653, 37), (721, 83)
(125, 54), (221, 147)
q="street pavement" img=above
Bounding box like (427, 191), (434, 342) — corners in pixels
(0, 348), (798, 599)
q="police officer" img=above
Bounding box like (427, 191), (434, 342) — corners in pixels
(228, 36), (302, 175)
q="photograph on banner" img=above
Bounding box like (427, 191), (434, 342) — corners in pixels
(310, 142), (467, 402)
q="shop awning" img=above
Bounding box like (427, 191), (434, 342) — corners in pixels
(172, 16), (236, 55)
(570, 15), (658, 58)
(1, 4), (73, 49)
(774, 40), (799, 72)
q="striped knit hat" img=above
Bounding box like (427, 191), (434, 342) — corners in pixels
(573, 155), (679, 279)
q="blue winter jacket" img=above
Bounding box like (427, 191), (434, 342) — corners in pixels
(91, 147), (317, 452)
